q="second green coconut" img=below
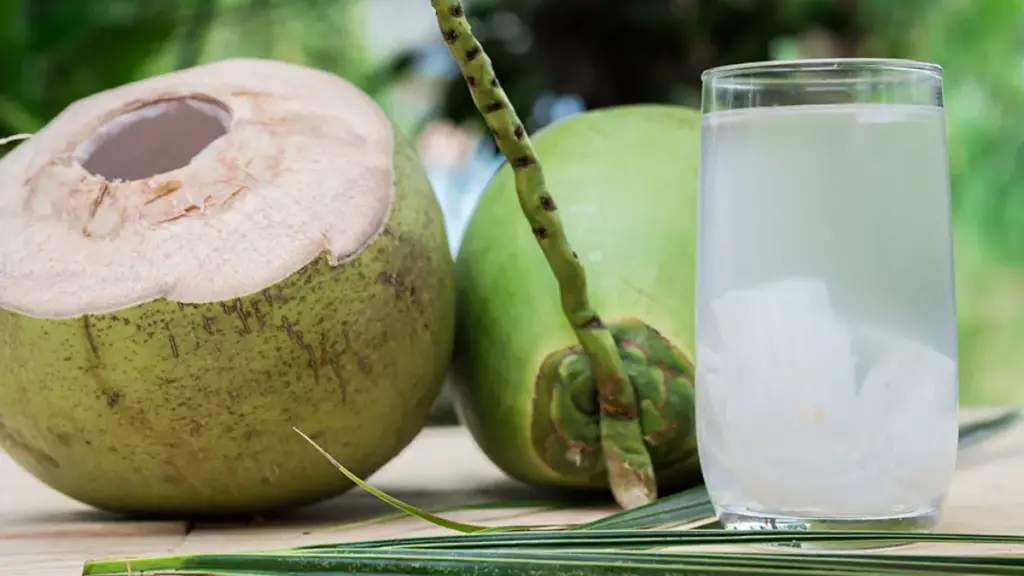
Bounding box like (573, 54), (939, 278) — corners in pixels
(450, 103), (704, 500)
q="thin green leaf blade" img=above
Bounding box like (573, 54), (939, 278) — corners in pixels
(574, 484), (717, 531)
(293, 427), (490, 534)
(957, 408), (1021, 447)
(289, 528), (1024, 553)
(310, 499), (574, 536)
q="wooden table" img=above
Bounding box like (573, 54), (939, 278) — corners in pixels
(3, 409), (1024, 575)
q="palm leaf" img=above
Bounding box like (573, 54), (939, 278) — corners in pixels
(573, 484), (716, 531)
(293, 427), (491, 534)
(294, 427), (578, 535)
(957, 408), (1021, 448)
(309, 499), (576, 536)
(295, 528), (1024, 551)
(83, 535), (1024, 575)
(82, 411), (1024, 575)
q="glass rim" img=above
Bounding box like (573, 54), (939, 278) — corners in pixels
(701, 58), (942, 82)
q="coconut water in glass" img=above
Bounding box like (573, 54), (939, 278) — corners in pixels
(694, 59), (958, 537)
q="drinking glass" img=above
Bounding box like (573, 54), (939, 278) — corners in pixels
(694, 59), (958, 538)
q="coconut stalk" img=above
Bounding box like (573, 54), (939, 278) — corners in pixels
(428, 0), (656, 510)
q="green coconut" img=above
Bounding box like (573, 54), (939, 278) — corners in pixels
(0, 58), (455, 515)
(430, 1), (700, 509)
(451, 104), (702, 498)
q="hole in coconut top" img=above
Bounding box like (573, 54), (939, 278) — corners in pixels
(74, 97), (232, 182)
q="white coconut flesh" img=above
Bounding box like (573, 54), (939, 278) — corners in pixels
(0, 59), (395, 320)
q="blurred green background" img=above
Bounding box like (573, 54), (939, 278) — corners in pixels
(2, 0), (1022, 407)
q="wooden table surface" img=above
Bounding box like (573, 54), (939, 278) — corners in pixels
(3, 408), (1024, 575)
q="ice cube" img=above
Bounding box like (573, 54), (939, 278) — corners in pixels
(849, 324), (959, 493)
(702, 277), (883, 511)
(708, 277), (858, 423)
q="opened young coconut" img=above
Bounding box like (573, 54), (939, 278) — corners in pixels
(0, 58), (455, 515)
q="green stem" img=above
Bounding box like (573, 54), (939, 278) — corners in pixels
(429, 0), (656, 509)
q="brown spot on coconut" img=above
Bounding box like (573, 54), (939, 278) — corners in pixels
(0, 58), (455, 516)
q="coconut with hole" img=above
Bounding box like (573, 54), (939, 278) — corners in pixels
(0, 58), (455, 515)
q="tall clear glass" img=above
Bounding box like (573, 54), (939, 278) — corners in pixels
(695, 59), (958, 538)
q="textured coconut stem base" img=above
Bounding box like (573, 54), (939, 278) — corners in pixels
(429, 0), (657, 509)
(532, 319), (701, 492)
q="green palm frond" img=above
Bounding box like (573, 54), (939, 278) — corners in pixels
(81, 411), (1024, 576)
(82, 534), (1024, 575)
(574, 484), (716, 531)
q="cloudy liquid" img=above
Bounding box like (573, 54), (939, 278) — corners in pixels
(694, 103), (959, 526)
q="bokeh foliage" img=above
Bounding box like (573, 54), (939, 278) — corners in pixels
(0, 0), (370, 136)
(433, 0), (866, 131)
(0, 0), (182, 134)
(870, 0), (1024, 406)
